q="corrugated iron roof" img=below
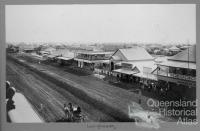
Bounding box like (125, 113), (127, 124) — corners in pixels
(122, 61), (157, 72)
(113, 69), (138, 75)
(118, 46), (154, 61)
(57, 57), (73, 61)
(169, 46), (180, 51)
(168, 45), (196, 63)
(158, 60), (196, 69)
(77, 51), (113, 55)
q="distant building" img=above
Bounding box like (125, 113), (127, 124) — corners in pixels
(74, 51), (113, 71)
(40, 47), (56, 56)
(169, 46), (181, 55)
(48, 49), (75, 65)
(163, 48), (170, 55)
(179, 45), (191, 50)
(153, 49), (161, 55)
(6, 45), (19, 53)
(43, 47), (56, 54)
(23, 47), (35, 53)
(100, 44), (126, 52)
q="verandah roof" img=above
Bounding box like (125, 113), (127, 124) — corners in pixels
(113, 69), (138, 75)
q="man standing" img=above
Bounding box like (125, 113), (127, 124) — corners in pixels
(63, 103), (69, 120)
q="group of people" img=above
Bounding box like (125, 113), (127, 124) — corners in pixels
(6, 81), (16, 111)
(139, 80), (178, 100)
(63, 103), (84, 122)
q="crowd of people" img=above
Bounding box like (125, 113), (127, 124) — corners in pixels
(108, 73), (178, 100)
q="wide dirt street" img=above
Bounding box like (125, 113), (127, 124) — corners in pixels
(7, 59), (117, 122)
(6, 54), (171, 124)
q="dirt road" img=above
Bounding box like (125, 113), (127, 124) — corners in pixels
(7, 54), (172, 124)
(6, 59), (117, 122)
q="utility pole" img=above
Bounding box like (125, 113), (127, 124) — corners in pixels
(187, 40), (190, 69)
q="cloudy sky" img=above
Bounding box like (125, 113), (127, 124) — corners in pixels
(6, 4), (196, 44)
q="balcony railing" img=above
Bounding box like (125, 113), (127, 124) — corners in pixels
(75, 56), (109, 61)
(168, 73), (196, 81)
(94, 65), (110, 70)
(157, 71), (196, 81)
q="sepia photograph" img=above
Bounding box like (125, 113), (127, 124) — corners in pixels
(5, 4), (196, 129)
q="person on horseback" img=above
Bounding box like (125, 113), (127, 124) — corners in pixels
(68, 103), (74, 112)
(63, 103), (85, 122)
(63, 102), (74, 122)
(72, 106), (83, 122)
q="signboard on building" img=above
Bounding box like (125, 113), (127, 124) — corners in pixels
(157, 75), (196, 87)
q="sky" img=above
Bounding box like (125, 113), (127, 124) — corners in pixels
(6, 4), (196, 45)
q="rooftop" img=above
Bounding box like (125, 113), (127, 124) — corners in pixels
(77, 51), (113, 55)
(168, 45), (196, 63)
(123, 61), (157, 73)
(113, 68), (138, 75)
(115, 46), (154, 61)
(169, 46), (180, 51)
(158, 60), (196, 69)
(43, 47), (56, 52)
(51, 49), (75, 58)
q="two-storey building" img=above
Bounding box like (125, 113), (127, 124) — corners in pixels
(74, 51), (113, 71)
(110, 46), (157, 84)
(152, 45), (196, 100)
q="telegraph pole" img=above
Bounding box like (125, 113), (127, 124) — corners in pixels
(187, 40), (190, 69)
